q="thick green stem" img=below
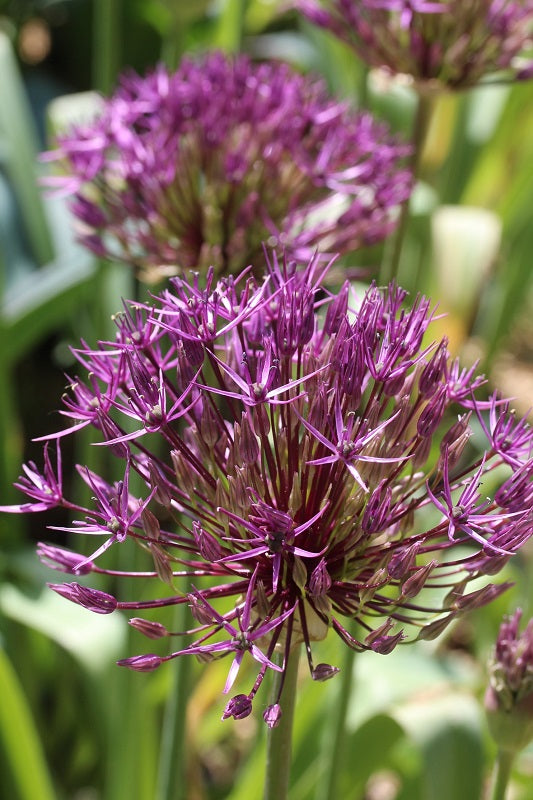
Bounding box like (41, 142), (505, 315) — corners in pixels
(157, 601), (192, 800)
(264, 645), (301, 800)
(381, 91), (435, 285)
(216, 0), (248, 53)
(316, 646), (356, 800)
(93, 0), (121, 94)
(489, 749), (515, 800)
(160, 13), (185, 71)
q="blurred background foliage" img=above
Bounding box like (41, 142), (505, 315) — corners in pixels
(1, 1), (533, 799)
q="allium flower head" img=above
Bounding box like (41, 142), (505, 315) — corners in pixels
(298, 0), (533, 90)
(4, 253), (533, 723)
(485, 609), (533, 752)
(45, 52), (411, 281)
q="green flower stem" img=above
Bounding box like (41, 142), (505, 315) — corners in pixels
(316, 642), (356, 800)
(381, 91), (435, 285)
(104, 539), (153, 800)
(157, 601), (192, 800)
(216, 0), (248, 53)
(489, 749), (516, 800)
(264, 645), (301, 800)
(93, 0), (121, 94)
(160, 13), (186, 71)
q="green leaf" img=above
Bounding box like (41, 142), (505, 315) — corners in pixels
(0, 646), (56, 800)
(0, 31), (54, 265)
(0, 585), (127, 673)
(395, 694), (485, 800)
(339, 713), (406, 797)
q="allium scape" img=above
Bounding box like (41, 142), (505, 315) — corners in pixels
(3, 253), (533, 725)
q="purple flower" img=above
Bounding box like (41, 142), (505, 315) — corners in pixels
(44, 52), (411, 281)
(5, 252), (533, 722)
(298, 0), (533, 90)
(485, 609), (533, 752)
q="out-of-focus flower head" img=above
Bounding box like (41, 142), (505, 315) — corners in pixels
(44, 52), (412, 282)
(298, 0), (533, 91)
(485, 609), (533, 752)
(3, 252), (533, 724)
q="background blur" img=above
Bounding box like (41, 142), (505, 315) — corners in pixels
(1, 2), (533, 799)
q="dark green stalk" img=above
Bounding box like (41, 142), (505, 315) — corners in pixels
(264, 645), (301, 800)
(93, 0), (121, 94)
(104, 540), (153, 800)
(381, 92), (435, 285)
(315, 641), (356, 800)
(156, 601), (192, 800)
(160, 14), (185, 71)
(489, 749), (515, 800)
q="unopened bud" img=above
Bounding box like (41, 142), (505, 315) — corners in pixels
(312, 663), (340, 682)
(222, 694), (253, 721)
(117, 653), (162, 672)
(37, 543), (94, 575)
(417, 387), (447, 438)
(309, 558), (332, 597)
(147, 461), (172, 507)
(366, 619), (405, 654)
(388, 542), (420, 580)
(263, 703), (282, 728)
(400, 560), (437, 600)
(129, 618), (168, 639)
(485, 609), (533, 753)
(417, 613), (456, 641)
(48, 582), (117, 614)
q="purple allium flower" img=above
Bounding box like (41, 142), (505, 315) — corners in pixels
(44, 52), (412, 281)
(298, 0), (533, 90)
(4, 252), (533, 722)
(485, 609), (533, 752)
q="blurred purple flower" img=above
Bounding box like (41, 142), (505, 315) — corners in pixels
(298, 0), (533, 90)
(4, 253), (533, 722)
(45, 52), (411, 281)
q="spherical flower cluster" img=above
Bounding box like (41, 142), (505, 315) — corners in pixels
(45, 52), (412, 281)
(485, 609), (533, 752)
(298, 0), (533, 91)
(4, 253), (533, 724)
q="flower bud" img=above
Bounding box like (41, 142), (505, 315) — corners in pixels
(48, 582), (117, 614)
(129, 618), (168, 639)
(263, 703), (282, 728)
(309, 558), (332, 597)
(312, 663), (340, 682)
(400, 560), (437, 601)
(222, 694), (253, 721)
(485, 609), (533, 753)
(37, 543), (94, 575)
(117, 654), (162, 672)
